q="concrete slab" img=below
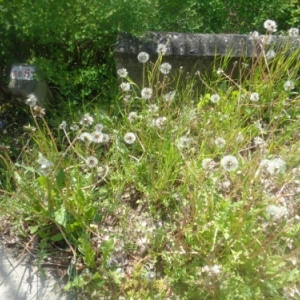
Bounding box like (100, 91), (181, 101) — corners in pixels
(0, 242), (68, 300)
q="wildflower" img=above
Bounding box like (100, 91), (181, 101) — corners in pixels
(176, 135), (194, 149)
(70, 124), (79, 131)
(250, 92), (260, 101)
(137, 51), (149, 63)
(79, 132), (93, 142)
(86, 156), (99, 168)
(128, 112), (139, 123)
(210, 94), (220, 103)
(202, 158), (216, 171)
(164, 90), (176, 102)
(80, 113), (94, 126)
(141, 87), (153, 100)
(215, 137), (226, 148)
(94, 123), (104, 132)
(117, 68), (128, 78)
(148, 104), (159, 113)
(265, 50), (276, 59)
(284, 80), (295, 91)
(124, 132), (136, 144)
(120, 82), (130, 92)
(220, 155), (239, 172)
(25, 93), (38, 107)
(289, 28), (299, 37)
(264, 19), (277, 32)
(160, 62), (172, 74)
(37, 156), (52, 176)
(59, 121), (67, 130)
(151, 117), (167, 129)
(33, 105), (46, 117)
(157, 43), (168, 55)
(265, 205), (288, 221)
(92, 131), (103, 143)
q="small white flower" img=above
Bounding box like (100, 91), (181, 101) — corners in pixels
(25, 93), (38, 107)
(137, 52), (149, 63)
(215, 137), (226, 148)
(117, 68), (128, 78)
(164, 91), (176, 102)
(124, 132), (136, 144)
(80, 113), (94, 126)
(220, 155), (239, 172)
(120, 82), (130, 92)
(141, 87), (153, 100)
(79, 132), (93, 142)
(264, 19), (277, 32)
(160, 62), (172, 74)
(265, 205), (288, 221)
(128, 112), (139, 123)
(284, 80), (295, 91)
(250, 92), (260, 102)
(59, 121), (67, 130)
(210, 94), (220, 103)
(288, 28), (299, 37)
(202, 158), (216, 171)
(265, 50), (276, 59)
(157, 43), (168, 55)
(86, 156), (99, 168)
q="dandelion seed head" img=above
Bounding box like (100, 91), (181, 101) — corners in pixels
(70, 124), (79, 131)
(101, 133), (110, 144)
(265, 50), (276, 60)
(249, 31), (259, 39)
(141, 87), (153, 100)
(128, 112), (139, 123)
(160, 62), (172, 74)
(94, 123), (104, 132)
(86, 156), (99, 168)
(120, 82), (130, 92)
(265, 205), (288, 221)
(215, 137), (226, 148)
(176, 135), (194, 149)
(92, 131), (103, 143)
(250, 92), (260, 102)
(157, 43), (168, 55)
(137, 52), (149, 63)
(123, 94), (132, 103)
(216, 68), (224, 75)
(210, 94), (220, 103)
(235, 132), (244, 143)
(289, 28), (299, 37)
(284, 80), (295, 91)
(117, 68), (128, 78)
(25, 93), (38, 107)
(59, 121), (67, 130)
(264, 19), (277, 32)
(124, 132), (136, 144)
(164, 91), (176, 102)
(220, 155), (239, 172)
(260, 158), (286, 176)
(79, 132), (93, 142)
(202, 158), (216, 171)
(151, 117), (167, 129)
(37, 156), (52, 176)
(148, 104), (159, 113)
(80, 113), (94, 126)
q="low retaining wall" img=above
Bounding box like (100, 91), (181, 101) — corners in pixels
(114, 32), (300, 87)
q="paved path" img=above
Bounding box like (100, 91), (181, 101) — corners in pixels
(0, 242), (68, 300)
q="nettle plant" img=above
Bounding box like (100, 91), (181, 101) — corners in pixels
(1, 20), (300, 299)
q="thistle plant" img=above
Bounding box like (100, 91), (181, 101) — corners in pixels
(1, 20), (300, 299)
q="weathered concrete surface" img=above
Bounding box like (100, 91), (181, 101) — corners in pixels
(114, 32), (300, 86)
(0, 241), (68, 300)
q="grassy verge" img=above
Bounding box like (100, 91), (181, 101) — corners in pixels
(1, 21), (300, 299)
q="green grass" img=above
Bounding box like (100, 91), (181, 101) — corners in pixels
(1, 27), (300, 300)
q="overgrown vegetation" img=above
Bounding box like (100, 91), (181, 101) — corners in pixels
(1, 17), (300, 298)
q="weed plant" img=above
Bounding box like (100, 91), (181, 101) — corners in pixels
(1, 21), (300, 299)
